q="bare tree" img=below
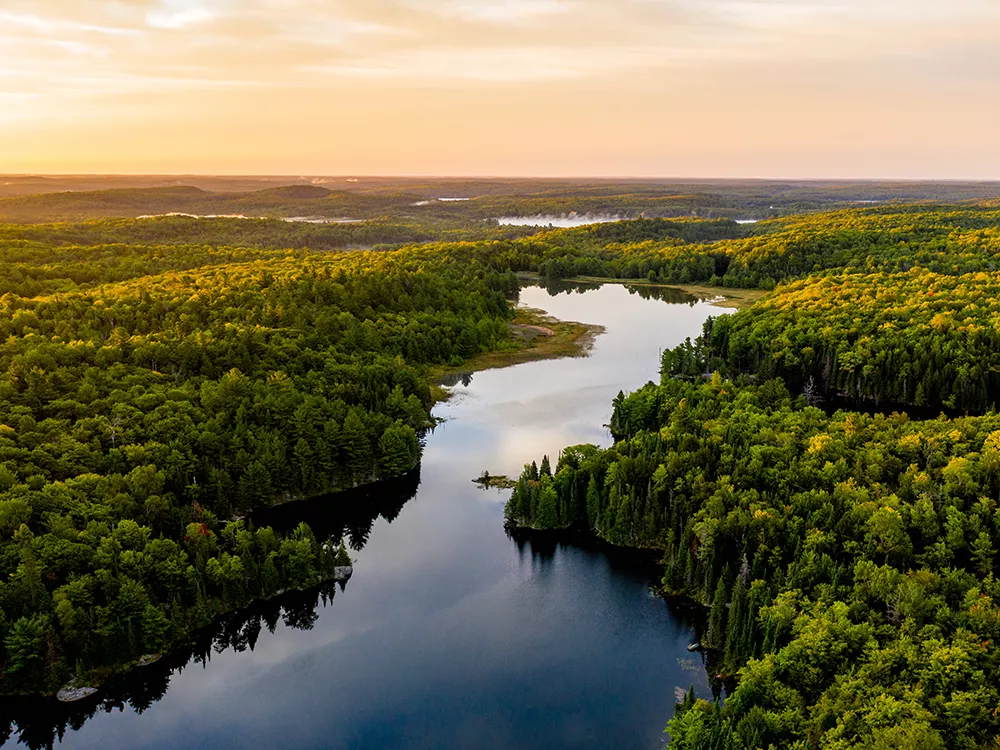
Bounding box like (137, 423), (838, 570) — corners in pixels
(802, 376), (824, 406)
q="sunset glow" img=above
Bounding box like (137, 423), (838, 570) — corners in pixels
(2, 0), (999, 176)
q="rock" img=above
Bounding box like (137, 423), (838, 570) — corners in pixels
(137, 654), (162, 667)
(333, 565), (354, 581)
(57, 686), (97, 703)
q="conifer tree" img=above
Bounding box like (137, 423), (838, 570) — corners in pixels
(706, 579), (728, 650)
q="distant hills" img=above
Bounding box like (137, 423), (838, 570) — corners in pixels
(0, 177), (997, 223)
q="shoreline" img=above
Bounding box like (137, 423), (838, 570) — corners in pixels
(430, 306), (605, 402)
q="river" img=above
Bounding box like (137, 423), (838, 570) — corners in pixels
(2, 283), (730, 750)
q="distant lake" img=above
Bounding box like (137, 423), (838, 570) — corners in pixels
(497, 215), (625, 228)
(5, 283), (731, 750)
(135, 213), (362, 224)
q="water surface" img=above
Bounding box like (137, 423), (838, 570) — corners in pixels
(3, 284), (728, 750)
(497, 215), (625, 228)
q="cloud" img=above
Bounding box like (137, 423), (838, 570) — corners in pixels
(4, 0), (999, 89)
(418, 0), (574, 25)
(147, 8), (216, 30)
(1, 0), (998, 176)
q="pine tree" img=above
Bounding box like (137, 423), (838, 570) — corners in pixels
(378, 423), (417, 478)
(341, 410), (372, 480)
(261, 554), (280, 597)
(671, 545), (691, 593)
(536, 485), (560, 529)
(706, 579), (728, 650)
(141, 604), (172, 653)
(724, 577), (747, 669)
(585, 474), (601, 527)
(3, 616), (47, 689)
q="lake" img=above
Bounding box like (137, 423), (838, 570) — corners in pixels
(2, 284), (730, 750)
(497, 215), (625, 228)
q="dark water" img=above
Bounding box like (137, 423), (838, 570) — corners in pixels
(3, 284), (728, 750)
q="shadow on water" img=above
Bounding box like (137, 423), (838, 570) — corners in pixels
(0, 472), (422, 750)
(509, 527), (726, 705)
(508, 528), (709, 645)
(252, 469), (421, 550)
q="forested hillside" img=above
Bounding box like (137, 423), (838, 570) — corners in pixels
(504, 201), (1000, 748)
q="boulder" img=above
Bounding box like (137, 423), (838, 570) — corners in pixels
(137, 654), (162, 667)
(57, 686), (97, 703)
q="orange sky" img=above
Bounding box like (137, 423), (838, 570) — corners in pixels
(2, 0), (999, 178)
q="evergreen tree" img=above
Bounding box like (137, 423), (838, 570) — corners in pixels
(536, 485), (560, 529)
(706, 579), (728, 650)
(341, 410), (372, 480)
(378, 423), (417, 478)
(585, 474), (601, 528)
(723, 577), (747, 670)
(141, 604), (172, 653)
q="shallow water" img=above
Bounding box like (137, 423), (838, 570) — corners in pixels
(3, 284), (729, 750)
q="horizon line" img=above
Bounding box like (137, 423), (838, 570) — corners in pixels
(4, 173), (1000, 184)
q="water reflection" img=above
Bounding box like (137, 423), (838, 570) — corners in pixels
(537, 278), (705, 307)
(253, 470), (421, 549)
(1, 473), (421, 750)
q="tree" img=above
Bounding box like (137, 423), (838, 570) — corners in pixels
(141, 604), (171, 653)
(378, 423), (417, 478)
(4, 616), (47, 688)
(706, 579), (728, 650)
(536, 485), (560, 529)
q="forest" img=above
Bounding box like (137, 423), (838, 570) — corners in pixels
(0, 222), (521, 695)
(5, 187), (1000, 749)
(504, 201), (1000, 748)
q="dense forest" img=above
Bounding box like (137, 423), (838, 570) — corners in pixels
(504, 201), (1000, 748)
(0, 225), (521, 694)
(6, 189), (1000, 749)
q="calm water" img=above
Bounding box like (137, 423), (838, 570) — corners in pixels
(4, 284), (729, 750)
(497, 215), (625, 228)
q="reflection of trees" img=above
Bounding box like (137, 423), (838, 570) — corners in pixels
(438, 372), (474, 388)
(540, 279), (602, 296)
(623, 284), (700, 305)
(1, 471), (421, 750)
(539, 278), (701, 306)
(252, 469), (420, 551)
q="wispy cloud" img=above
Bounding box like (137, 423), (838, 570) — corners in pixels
(1, 0), (998, 176)
(4, 0), (999, 87)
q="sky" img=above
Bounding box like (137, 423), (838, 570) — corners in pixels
(1, 0), (998, 178)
